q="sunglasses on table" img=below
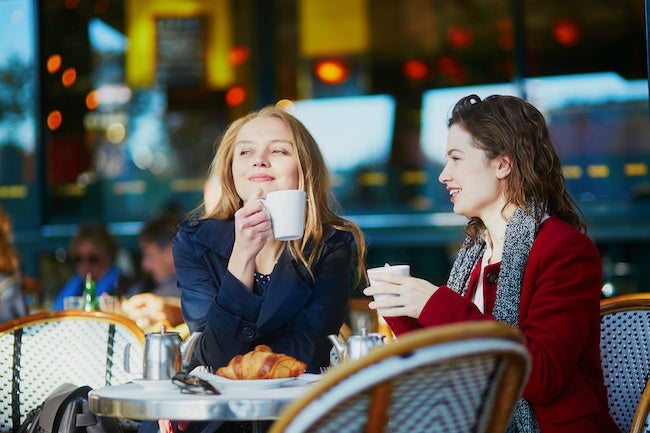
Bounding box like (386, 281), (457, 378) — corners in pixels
(172, 372), (220, 395)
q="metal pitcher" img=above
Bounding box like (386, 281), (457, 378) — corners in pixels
(125, 324), (202, 380)
(328, 328), (385, 363)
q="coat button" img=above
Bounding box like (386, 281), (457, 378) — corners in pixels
(241, 326), (255, 339)
(486, 272), (499, 285)
(188, 220), (199, 227)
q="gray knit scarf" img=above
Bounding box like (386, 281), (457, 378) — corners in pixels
(447, 204), (543, 433)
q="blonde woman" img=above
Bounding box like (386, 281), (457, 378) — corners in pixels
(174, 105), (366, 373)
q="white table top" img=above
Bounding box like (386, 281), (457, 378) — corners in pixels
(89, 375), (320, 421)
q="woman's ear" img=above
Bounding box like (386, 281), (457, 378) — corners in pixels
(496, 155), (513, 179)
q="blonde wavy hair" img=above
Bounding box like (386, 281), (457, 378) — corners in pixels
(202, 106), (367, 285)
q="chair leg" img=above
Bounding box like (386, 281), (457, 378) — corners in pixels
(365, 381), (392, 433)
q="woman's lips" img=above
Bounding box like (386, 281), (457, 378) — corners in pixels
(249, 174), (274, 182)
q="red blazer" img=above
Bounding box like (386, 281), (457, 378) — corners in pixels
(385, 216), (620, 433)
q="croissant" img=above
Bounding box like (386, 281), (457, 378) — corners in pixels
(216, 345), (307, 380)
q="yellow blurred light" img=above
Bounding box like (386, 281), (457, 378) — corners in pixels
(126, 0), (233, 89)
(358, 171), (387, 187)
(624, 163), (648, 177)
(400, 170), (428, 185)
(562, 165), (583, 179)
(61, 68), (77, 87)
(587, 165), (609, 178)
(47, 110), (62, 130)
(47, 54), (62, 74)
(106, 122), (126, 144)
(276, 99), (295, 112)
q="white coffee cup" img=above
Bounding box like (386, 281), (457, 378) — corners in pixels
(258, 189), (307, 241)
(367, 264), (410, 313)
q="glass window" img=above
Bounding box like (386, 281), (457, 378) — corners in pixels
(2, 0), (647, 295)
(0, 0), (37, 229)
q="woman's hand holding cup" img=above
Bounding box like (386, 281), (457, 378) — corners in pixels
(233, 188), (273, 255)
(364, 264), (440, 319)
(365, 264), (410, 315)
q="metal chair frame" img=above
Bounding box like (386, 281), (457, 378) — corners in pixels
(269, 320), (531, 433)
(600, 293), (650, 433)
(0, 310), (145, 432)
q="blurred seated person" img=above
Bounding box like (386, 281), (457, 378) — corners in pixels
(121, 212), (184, 332)
(53, 222), (141, 310)
(0, 207), (28, 322)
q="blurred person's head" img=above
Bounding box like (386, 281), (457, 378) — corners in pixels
(69, 222), (117, 281)
(0, 208), (19, 274)
(138, 213), (179, 284)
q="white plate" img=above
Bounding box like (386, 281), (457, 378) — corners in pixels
(193, 371), (298, 392)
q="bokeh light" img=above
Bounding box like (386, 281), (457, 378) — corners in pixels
(314, 60), (349, 85)
(47, 110), (62, 130)
(61, 67), (77, 87)
(225, 86), (246, 106)
(86, 90), (100, 110)
(229, 46), (249, 66)
(47, 54), (62, 74)
(403, 60), (429, 81)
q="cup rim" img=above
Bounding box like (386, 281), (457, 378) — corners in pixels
(367, 264), (410, 273)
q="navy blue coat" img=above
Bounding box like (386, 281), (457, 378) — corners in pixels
(172, 218), (354, 373)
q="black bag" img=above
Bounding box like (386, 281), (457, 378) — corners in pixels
(17, 383), (122, 433)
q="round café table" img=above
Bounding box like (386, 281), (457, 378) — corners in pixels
(89, 375), (320, 431)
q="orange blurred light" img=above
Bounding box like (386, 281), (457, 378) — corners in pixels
(65, 0), (79, 9)
(86, 90), (100, 110)
(94, 0), (110, 14)
(553, 18), (581, 46)
(47, 54), (62, 74)
(314, 60), (348, 85)
(61, 68), (77, 87)
(47, 110), (62, 130)
(436, 55), (466, 84)
(229, 46), (249, 66)
(497, 19), (514, 50)
(447, 25), (473, 50)
(225, 86), (246, 106)
(403, 60), (429, 81)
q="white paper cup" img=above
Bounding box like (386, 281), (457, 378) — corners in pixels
(367, 264), (410, 314)
(258, 189), (306, 241)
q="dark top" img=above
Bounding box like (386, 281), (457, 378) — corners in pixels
(172, 218), (355, 373)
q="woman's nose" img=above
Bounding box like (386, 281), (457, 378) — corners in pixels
(438, 164), (450, 184)
(253, 152), (269, 167)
